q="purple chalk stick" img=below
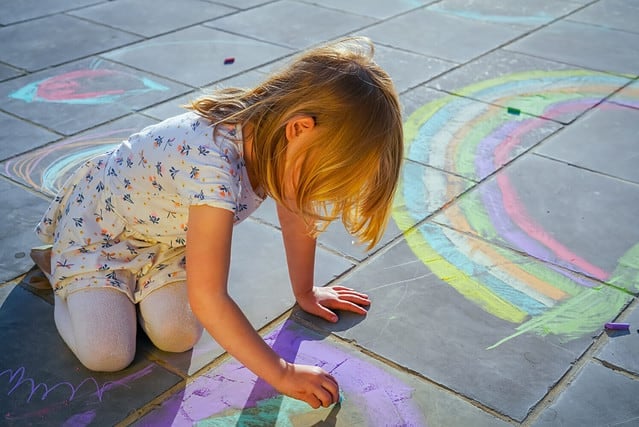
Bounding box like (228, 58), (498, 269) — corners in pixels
(604, 322), (630, 330)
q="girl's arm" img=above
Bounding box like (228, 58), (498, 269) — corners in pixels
(186, 204), (338, 408)
(276, 203), (370, 322)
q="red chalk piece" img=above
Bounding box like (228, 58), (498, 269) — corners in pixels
(224, 57), (235, 65)
(604, 322), (630, 330)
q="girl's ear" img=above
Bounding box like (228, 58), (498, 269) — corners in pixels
(285, 115), (316, 142)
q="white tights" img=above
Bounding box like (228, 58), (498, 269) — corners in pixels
(54, 282), (203, 372)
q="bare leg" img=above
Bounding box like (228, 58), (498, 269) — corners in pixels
(138, 281), (202, 353)
(54, 288), (137, 372)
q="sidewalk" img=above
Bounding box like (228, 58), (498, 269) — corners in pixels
(1, 0), (638, 425)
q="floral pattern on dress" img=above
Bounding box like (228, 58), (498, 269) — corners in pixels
(36, 112), (264, 302)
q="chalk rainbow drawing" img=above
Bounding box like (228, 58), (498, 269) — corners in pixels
(393, 69), (639, 348)
(138, 321), (425, 426)
(2, 129), (137, 196)
(9, 68), (168, 105)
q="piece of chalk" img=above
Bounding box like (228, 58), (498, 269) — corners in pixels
(507, 107), (521, 115)
(224, 57), (235, 65)
(604, 322), (630, 330)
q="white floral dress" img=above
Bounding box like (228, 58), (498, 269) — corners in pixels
(36, 112), (265, 303)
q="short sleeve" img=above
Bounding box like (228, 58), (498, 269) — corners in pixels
(179, 126), (242, 214)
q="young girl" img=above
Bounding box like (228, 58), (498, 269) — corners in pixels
(31, 36), (403, 409)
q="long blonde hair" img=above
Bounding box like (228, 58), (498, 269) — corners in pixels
(189, 37), (403, 249)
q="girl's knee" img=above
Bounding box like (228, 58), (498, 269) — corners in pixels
(75, 341), (136, 372)
(139, 282), (202, 353)
(145, 320), (202, 353)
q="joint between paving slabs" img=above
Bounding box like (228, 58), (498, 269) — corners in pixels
(519, 305), (638, 427)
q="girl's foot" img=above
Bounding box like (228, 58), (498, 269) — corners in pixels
(29, 245), (53, 288)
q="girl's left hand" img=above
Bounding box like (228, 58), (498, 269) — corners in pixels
(296, 286), (370, 323)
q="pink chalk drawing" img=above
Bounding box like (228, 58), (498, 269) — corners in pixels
(137, 320), (426, 426)
(9, 69), (168, 105)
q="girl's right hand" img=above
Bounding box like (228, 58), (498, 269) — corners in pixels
(275, 362), (339, 408)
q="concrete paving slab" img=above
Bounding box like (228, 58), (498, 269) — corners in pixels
(0, 0), (101, 25)
(428, 0), (585, 28)
(0, 179), (51, 283)
(568, 0), (639, 34)
(610, 80), (639, 110)
(1, 1), (638, 425)
(212, 0), (270, 9)
(0, 283), (183, 426)
(506, 20), (639, 77)
(103, 26), (292, 88)
(0, 14), (141, 72)
(135, 318), (511, 427)
(294, 224), (623, 421)
(149, 218), (354, 375)
(364, 43), (456, 94)
(433, 154), (639, 293)
(596, 301), (639, 376)
(0, 58), (189, 136)
(428, 49), (630, 124)
(0, 114), (159, 197)
(532, 362), (639, 427)
(0, 112), (59, 161)
(0, 64), (23, 82)
(69, 0), (235, 38)
(536, 102), (639, 185)
(300, 0), (433, 20)
(207, 0), (376, 49)
(361, 8), (525, 64)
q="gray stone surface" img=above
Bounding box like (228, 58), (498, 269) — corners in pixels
(0, 14), (140, 71)
(295, 224), (619, 421)
(69, 0), (235, 37)
(365, 44), (456, 94)
(0, 0), (101, 25)
(208, 0), (376, 49)
(361, 8), (525, 63)
(0, 63), (22, 82)
(568, 0), (639, 34)
(428, 49), (627, 124)
(433, 154), (639, 292)
(596, 301), (639, 376)
(0, 179), (51, 282)
(1, 1), (638, 425)
(506, 20), (639, 77)
(301, 0), (433, 20)
(532, 362), (639, 427)
(0, 283), (183, 426)
(0, 112), (60, 160)
(536, 102), (639, 184)
(138, 318), (512, 426)
(0, 58), (189, 135)
(103, 26), (293, 88)
(428, 0), (584, 27)
(610, 80), (639, 110)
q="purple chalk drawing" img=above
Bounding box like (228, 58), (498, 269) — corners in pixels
(138, 320), (426, 426)
(1, 364), (155, 403)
